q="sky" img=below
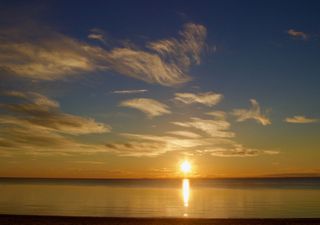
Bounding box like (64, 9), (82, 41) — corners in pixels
(0, 0), (319, 178)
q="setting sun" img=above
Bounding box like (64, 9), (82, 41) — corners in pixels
(0, 1), (320, 222)
(180, 160), (191, 174)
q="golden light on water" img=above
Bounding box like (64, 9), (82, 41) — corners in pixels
(180, 160), (191, 213)
(182, 178), (190, 207)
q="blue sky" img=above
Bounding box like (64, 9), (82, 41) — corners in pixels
(0, 0), (319, 178)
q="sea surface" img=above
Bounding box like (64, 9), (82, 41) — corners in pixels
(0, 178), (320, 218)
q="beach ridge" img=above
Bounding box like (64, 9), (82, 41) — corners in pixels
(1, 215), (320, 225)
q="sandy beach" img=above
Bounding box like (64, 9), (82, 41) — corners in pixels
(0, 215), (320, 225)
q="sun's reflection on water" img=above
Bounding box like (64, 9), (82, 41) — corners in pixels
(182, 178), (190, 208)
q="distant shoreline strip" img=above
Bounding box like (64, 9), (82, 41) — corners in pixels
(0, 215), (320, 225)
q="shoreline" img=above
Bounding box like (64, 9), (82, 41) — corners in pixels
(1, 215), (320, 225)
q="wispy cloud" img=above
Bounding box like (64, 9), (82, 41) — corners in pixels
(112, 89), (148, 94)
(172, 117), (234, 138)
(285, 115), (318, 124)
(0, 25), (102, 80)
(205, 111), (227, 120)
(119, 98), (171, 118)
(0, 23), (207, 86)
(106, 23), (206, 86)
(102, 132), (279, 157)
(88, 33), (105, 42)
(88, 28), (106, 43)
(231, 99), (271, 125)
(201, 142), (278, 157)
(112, 133), (207, 157)
(105, 141), (167, 157)
(166, 130), (201, 138)
(100, 109), (278, 157)
(0, 91), (110, 135)
(147, 23), (206, 68)
(0, 91), (114, 156)
(0, 124), (97, 155)
(174, 91), (223, 106)
(287, 29), (308, 40)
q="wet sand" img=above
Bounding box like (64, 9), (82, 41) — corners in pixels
(0, 215), (320, 225)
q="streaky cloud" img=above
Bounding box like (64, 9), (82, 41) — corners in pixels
(174, 91), (223, 106)
(0, 91), (111, 135)
(147, 23), (206, 68)
(119, 98), (171, 118)
(102, 132), (279, 157)
(287, 29), (308, 40)
(205, 111), (227, 120)
(285, 115), (318, 124)
(88, 28), (106, 43)
(172, 117), (234, 138)
(112, 89), (148, 94)
(0, 91), (113, 156)
(231, 99), (271, 126)
(201, 143), (279, 157)
(0, 123), (98, 155)
(0, 22), (207, 86)
(0, 25), (101, 80)
(101, 109), (278, 157)
(166, 130), (201, 138)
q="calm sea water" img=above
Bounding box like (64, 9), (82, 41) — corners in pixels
(0, 178), (320, 218)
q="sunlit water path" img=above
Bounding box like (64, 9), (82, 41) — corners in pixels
(0, 178), (320, 218)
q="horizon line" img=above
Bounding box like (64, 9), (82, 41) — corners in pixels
(1, 175), (320, 180)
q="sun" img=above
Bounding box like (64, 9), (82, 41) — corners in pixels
(180, 160), (191, 174)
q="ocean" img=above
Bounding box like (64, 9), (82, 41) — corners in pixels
(0, 178), (319, 218)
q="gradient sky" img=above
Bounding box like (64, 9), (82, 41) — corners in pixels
(0, 0), (319, 178)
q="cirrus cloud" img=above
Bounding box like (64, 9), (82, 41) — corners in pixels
(0, 26), (102, 80)
(205, 111), (227, 120)
(0, 91), (111, 135)
(201, 142), (278, 157)
(285, 116), (318, 124)
(166, 130), (201, 138)
(119, 98), (171, 118)
(287, 29), (308, 40)
(172, 117), (234, 138)
(101, 132), (279, 157)
(112, 89), (148, 94)
(0, 23), (207, 86)
(88, 28), (107, 44)
(0, 91), (112, 156)
(231, 99), (271, 126)
(174, 91), (223, 106)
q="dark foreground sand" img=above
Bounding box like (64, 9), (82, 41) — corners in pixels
(1, 215), (320, 225)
